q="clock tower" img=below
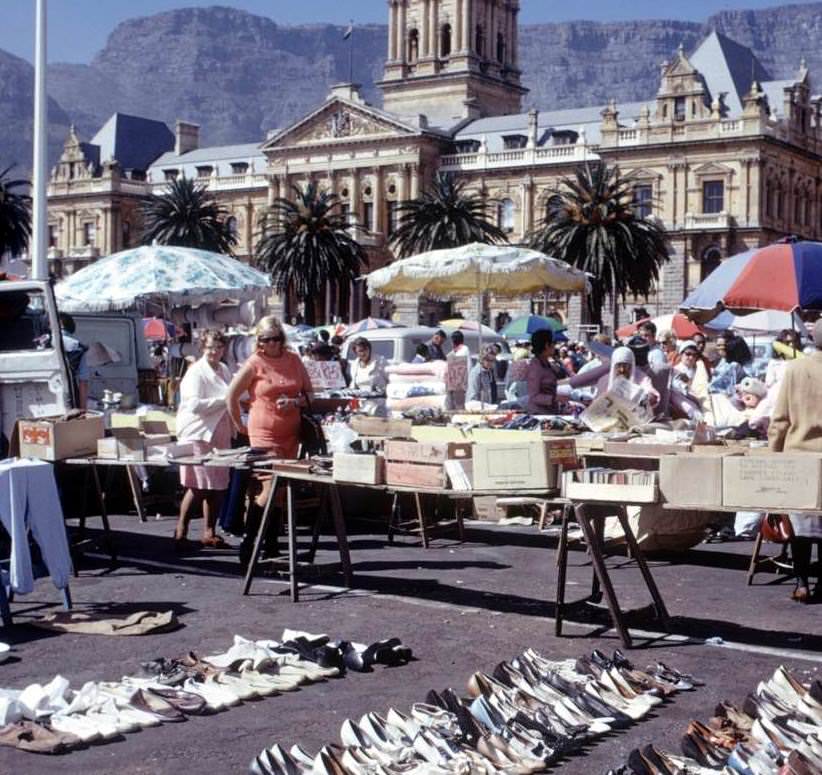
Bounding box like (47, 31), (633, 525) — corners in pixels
(378, 0), (526, 124)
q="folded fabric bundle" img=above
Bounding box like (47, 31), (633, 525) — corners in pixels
(29, 610), (179, 636)
(386, 381), (446, 399)
(385, 361), (448, 379)
(386, 395), (447, 411)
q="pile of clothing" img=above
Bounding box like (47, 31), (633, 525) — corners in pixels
(251, 647), (700, 774)
(385, 362), (448, 412)
(611, 665), (822, 775)
(0, 630), (412, 755)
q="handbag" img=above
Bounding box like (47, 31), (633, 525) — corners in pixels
(298, 396), (327, 459)
(760, 514), (794, 543)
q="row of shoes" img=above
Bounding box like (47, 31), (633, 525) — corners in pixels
(250, 647), (701, 775)
(0, 629), (411, 755)
(612, 665), (822, 775)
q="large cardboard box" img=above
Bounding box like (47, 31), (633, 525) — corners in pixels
(659, 451), (734, 508)
(19, 413), (104, 461)
(96, 427), (146, 461)
(333, 453), (385, 485)
(385, 460), (447, 489)
(472, 439), (576, 491)
(384, 440), (472, 464)
(723, 454), (822, 510)
(562, 472), (659, 503)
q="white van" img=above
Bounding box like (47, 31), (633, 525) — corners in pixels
(340, 326), (510, 364)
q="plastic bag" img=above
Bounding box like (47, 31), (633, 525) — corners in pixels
(325, 422), (358, 454)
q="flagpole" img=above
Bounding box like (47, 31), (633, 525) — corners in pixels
(348, 19), (354, 83)
(31, 0), (48, 281)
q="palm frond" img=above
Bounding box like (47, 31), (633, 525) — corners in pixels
(0, 165), (32, 257)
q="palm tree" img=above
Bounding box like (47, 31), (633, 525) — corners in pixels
(528, 163), (669, 329)
(390, 172), (508, 257)
(255, 182), (367, 324)
(0, 166), (32, 258)
(140, 176), (236, 253)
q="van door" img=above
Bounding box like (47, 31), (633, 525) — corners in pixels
(0, 280), (73, 453)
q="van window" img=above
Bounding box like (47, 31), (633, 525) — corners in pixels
(0, 289), (52, 352)
(347, 339), (395, 361)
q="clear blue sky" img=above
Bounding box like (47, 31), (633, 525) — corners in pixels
(2, 0), (811, 64)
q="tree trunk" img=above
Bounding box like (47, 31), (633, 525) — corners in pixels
(610, 288), (619, 336)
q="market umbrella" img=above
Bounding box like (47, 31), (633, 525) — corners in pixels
(55, 245), (272, 313)
(680, 240), (822, 323)
(615, 313), (702, 340)
(439, 319), (497, 337)
(142, 317), (176, 341)
(501, 314), (566, 339)
(702, 309), (798, 335)
(366, 243), (587, 351)
(345, 317), (403, 335)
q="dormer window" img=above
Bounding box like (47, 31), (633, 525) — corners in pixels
(502, 135), (527, 150)
(454, 140), (481, 154)
(196, 165), (213, 178)
(231, 162), (249, 174)
(551, 130), (578, 146)
(163, 169), (179, 182)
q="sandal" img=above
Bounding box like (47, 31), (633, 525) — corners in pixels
(201, 535), (229, 549)
(793, 585), (811, 603)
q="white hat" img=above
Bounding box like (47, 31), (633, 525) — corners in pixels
(677, 340), (699, 355)
(739, 377), (766, 398)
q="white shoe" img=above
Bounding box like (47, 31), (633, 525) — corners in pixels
(50, 712), (103, 743)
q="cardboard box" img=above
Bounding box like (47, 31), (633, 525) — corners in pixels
(350, 415), (414, 439)
(562, 472), (659, 503)
(385, 460), (447, 489)
(96, 427), (146, 461)
(723, 454), (822, 510)
(333, 453), (385, 485)
(659, 452), (732, 508)
(19, 413), (104, 461)
(145, 441), (195, 460)
(603, 440), (692, 457)
(472, 440), (567, 491)
(384, 440), (472, 464)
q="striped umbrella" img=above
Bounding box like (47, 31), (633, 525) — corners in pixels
(345, 317), (402, 335)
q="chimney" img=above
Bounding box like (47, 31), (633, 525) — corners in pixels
(175, 120), (200, 155)
(527, 109), (539, 148)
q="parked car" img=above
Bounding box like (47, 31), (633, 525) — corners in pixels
(339, 326), (510, 364)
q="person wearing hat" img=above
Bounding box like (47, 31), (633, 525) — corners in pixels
(768, 319), (822, 602)
(594, 346), (659, 407)
(671, 340), (709, 419)
(467, 345), (499, 406)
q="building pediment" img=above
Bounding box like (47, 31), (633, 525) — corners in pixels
(626, 167), (660, 181)
(692, 161), (733, 176)
(262, 98), (422, 151)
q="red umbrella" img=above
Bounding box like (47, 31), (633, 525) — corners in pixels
(616, 313), (702, 340)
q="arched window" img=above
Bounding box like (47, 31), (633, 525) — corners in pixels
(764, 181), (773, 217)
(408, 29), (419, 63)
(122, 221), (131, 249)
(498, 198), (515, 234)
(227, 216), (238, 238)
(475, 25), (484, 57)
(441, 24), (452, 58)
(496, 32), (505, 64)
(776, 184), (784, 219)
(701, 246), (722, 281)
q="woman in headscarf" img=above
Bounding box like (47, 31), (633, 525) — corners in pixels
(594, 346), (659, 407)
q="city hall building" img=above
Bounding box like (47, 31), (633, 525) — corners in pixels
(45, 0), (822, 330)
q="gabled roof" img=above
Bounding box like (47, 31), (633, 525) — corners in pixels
(90, 113), (174, 172)
(690, 30), (771, 116)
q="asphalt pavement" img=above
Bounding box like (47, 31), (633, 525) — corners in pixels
(1, 509), (820, 775)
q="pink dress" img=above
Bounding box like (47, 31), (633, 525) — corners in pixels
(246, 351), (313, 458)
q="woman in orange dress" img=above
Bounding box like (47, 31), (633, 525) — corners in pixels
(226, 316), (313, 567)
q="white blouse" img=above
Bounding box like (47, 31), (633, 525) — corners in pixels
(175, 358), (232, 443)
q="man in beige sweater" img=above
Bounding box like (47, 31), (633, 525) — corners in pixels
(768, 318), (822, 601)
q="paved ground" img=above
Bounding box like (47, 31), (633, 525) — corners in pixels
(2, 508), (821, 775)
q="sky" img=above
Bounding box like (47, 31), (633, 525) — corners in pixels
(1, 0), (813, 64)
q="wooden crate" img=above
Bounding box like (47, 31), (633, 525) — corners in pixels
(333, 453), (385, 485)
(350, 415), (414, 438)
(384, 440), (472, 464)
(562, 473), (658, 504)
(385, 460), (447, 489)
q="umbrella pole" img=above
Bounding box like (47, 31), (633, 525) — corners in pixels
(477, 290), (483, 410)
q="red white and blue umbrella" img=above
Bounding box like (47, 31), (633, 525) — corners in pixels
(681, 239), (822, 322)
(345, 317), (403, 335)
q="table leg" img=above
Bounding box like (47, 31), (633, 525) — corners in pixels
(415, 493), (429, 549)
(91, 464), (117, 567)
(388, 492), (400, 543)
(554, 503), (571, 637)
(590, 510), (604, 603)
(287, 483), (298, 602)
(746, 531), (765, 586)
(307, 486), (327, 564)
(456, 497), (466, 542)
(615, 506), (670, 628)
(241, 473), (279, 596)
(329, 484), (353, 588)
(575, 504), (632, 649)
(0, 583), (12, 628)
(125, 466), (147, 523)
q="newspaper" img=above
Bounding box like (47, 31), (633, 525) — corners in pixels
(581, 377), (653, 432)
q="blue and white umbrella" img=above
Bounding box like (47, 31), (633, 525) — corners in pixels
(55, 245), (272, 313)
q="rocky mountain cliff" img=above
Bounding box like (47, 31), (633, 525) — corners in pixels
(3, 3), (822, 175)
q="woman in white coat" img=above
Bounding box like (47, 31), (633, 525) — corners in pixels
(174, 330), (233, 549)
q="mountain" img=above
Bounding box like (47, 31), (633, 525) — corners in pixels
(3, 3), (822, 175)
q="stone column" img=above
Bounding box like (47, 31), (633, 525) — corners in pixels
(521, 176), (534, 235)
(399, 1), (407, 64)
(410, 164), (420, 199)
(462, 0), (471, 53)
(374, 167), (385, 236)
(399, 163), (411, 203)
(421, 0), (430, 57)
(389, 1), (398, 60)
(268, 175), (280, 207)
(455, 0), (463, 51)
(511, 5), (518, 67)
(350, 169), (361, 226)
(430, 0), (439, 58)
(101, 208), (111, 254)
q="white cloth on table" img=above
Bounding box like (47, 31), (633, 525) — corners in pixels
(0, 458), (73, 593)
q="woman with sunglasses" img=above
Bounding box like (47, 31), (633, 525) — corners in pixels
(226, 316), (313, 567)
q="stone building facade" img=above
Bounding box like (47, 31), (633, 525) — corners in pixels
(45, 1), (822, 333)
